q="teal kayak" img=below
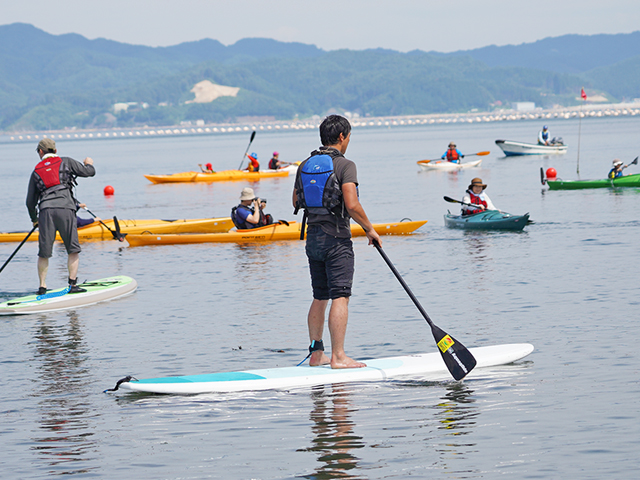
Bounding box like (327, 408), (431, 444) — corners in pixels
(0, 276), (137, 315)
(444, 210), (530, 231)
(546, 173), (640, 190)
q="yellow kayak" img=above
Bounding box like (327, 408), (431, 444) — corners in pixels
(0, 217), (234, 243)
(125, 220), (428, 246)
(145, 169), (289, 184)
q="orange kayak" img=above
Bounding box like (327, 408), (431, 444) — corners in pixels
(125, 220), (428, 246)
(145, 169), (289, 184)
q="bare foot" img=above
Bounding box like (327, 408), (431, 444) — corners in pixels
(331, 356), (367, 369)
(309, 351), (331, 366)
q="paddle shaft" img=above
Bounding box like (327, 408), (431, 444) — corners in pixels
(443, 196), (487, 210)
(373, 242), (476, 381)
(0, 225), (37, 274)
(82, 207), (124, 241)
(238, 131), (257, 170)
(374, 243), (434, 327)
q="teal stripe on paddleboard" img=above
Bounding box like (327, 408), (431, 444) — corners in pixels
(135, 372), (265, 384)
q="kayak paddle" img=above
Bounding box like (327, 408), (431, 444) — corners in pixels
(238, 131), (257, 170)
(0, 224), (38, 275)
(373, 241), (476, 381)
(82, 207), (126, 241)
(418, 151), (490, 165)
(443, 195), (487, 210)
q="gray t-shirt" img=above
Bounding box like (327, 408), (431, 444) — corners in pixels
(296, 147), (358, 238)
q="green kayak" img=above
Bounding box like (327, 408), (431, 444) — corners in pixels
(444, 210), (530, 231)
(546, 173), (640, 190)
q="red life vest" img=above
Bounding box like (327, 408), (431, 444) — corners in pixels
(34, 156), (71, 193)
(466, 191), (487, 215)
(268, 157), (279, 169)
(446, 148), (459, 161)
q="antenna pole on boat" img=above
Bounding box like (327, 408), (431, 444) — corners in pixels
(577, 87), (587, 176)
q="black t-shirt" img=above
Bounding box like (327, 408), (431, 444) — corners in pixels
(295, 147), (358, 238)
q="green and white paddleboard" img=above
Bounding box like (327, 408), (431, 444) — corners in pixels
(0, 275), (137, 315)
(111, 343), (534, 395)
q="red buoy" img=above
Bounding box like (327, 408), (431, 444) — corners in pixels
(546, 168), (557, 178)
(104, 185), (115, 196)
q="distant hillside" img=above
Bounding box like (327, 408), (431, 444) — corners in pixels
(0, 23), (638, 131)
(445, 31), (640, 74)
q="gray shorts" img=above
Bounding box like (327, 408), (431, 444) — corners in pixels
(38, 208), (81, 258)
(305, 225), (354, 300)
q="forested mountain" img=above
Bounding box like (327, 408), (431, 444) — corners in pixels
(0, 23), (637, 131)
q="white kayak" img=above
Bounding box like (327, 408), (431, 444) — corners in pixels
(417, 159), (482, 171)
(495, 139), (568, 156)
(112, 343), (534, 395)
(267, 163), (299, 175)
(0, 276), (137, 315)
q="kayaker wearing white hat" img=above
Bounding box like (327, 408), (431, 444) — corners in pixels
(462, 177), (498, 216)
(608, 159), (627, 179)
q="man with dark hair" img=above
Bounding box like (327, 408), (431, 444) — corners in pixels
(293, 115), (381, 369)
(26, 138), (95, 294)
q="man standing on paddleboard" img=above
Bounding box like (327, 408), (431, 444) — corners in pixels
(26, 138), (96, 295)
(293, 115), (381, 369)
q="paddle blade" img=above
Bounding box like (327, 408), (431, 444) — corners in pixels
(443, 196), (460, 204)
(249, 130), (256, 143)
(113, 216), (125, 242)
(475, 151), (491, 156)
(430, 324), (477, 380)
(540, 167), (546, 185)
(630, 156), (638, 166)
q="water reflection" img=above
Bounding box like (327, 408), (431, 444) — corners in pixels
(29, 311), (97, 476)
(297, 384), (365, 479)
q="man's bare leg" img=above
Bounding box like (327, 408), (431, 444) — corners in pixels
(308, 299), (331, 366)
(37, 256), (49, 289)
(328, 297), (366, 369)
(68, 252), (80, 281)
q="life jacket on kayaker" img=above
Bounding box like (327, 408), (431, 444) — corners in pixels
(294, 149), (346, 239)
(33, 154), (75, 195)
(442, 142), (461, 163)
(269, 152), (280, 170)
(231, 204), (273, 229)
(246, 153), (260, 172)
(463, 190), (488, 215)
(608, 159), (625, 179)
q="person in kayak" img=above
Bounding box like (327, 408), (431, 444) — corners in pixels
(441, 142), (463, 163)
(26, 138), (96, 295)
(231, 187), (273, 229)
(198, 162), (214, 173)
(538, 125), (551, 145)
(76, 203), (99, 228)
(608, 159), (628, 179)
(268, 152), (281, 170)
(461, 177), (498, 215)
(245, 153), (260, 172)
(293, 114), (381, 370)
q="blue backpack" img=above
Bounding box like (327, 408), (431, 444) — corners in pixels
(294, 153), (344, 239)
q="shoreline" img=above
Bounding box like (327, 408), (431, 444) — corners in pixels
(2, 102), (639, 145)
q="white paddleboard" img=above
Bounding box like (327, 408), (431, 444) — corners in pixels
(0, 275), (137, 315)
(114, 343), (534, 394)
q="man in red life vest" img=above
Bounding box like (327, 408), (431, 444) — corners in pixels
(461, 177), (498, 216)
(246, 152), (260, 172)
(26, 138), (96, 294)
(268, 151), (281, 170)
(441, 142), (464, 163)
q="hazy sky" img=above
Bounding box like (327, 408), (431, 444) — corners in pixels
(3, 0), (639, 52)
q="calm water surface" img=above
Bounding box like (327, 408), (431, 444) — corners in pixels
(1, 117), (640, 479)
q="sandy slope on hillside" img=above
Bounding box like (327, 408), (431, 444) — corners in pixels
(186, 80), (240, 103)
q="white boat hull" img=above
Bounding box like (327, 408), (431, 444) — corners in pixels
(417, 159), (482, 170)
(495, 139), (568, 156)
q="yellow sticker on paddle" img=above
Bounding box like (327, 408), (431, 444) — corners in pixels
(437, 335), (455, 353)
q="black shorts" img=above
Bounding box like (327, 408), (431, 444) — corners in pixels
(38, 208), (81, 258)
(305, 225), (354, 300)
